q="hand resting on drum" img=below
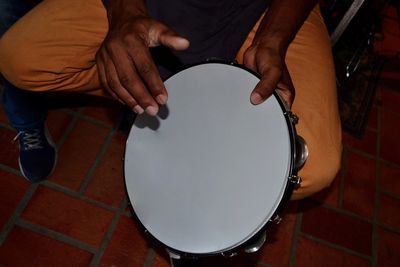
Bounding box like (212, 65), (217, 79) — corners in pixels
(243, 42), (295, 108)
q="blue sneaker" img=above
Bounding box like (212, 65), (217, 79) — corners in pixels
(13, 125), (57, 182)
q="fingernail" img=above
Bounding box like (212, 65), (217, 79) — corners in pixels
(145, 106), (158, 116)
(250, 92), (263, 105)
(133, 105), (144, 114)
(156, 94), (167, 105)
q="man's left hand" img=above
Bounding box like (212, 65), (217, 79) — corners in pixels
(243, 42), (295, 108)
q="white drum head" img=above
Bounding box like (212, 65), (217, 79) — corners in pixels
(124, 63), (292, 255)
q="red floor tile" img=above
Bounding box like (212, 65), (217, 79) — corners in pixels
(342, 130), (377, 156)
(295, 236), (370, 267)
(21, 186), (114, 247)
(46, 110), (74, 144)
(366, 105), (378, 130)
(0, 170), (29, 230)
(100, 216), (149, 267)
(383, 4), (399, 19)
(0, 226), (93, 267)
(342, 151), (376, 218)
(82, 100), (121, 126)
(380, 87), (400, 114)
(0, 127), (19, 170)
(379, 193), (400, 229)
(84, 132), (126, 207)
(49, 120), (110, 191)
(301, 201), (372, 255)
(378, 228), (400, 267)
(256, 201), (298, 266)
(311, 173), (340, 207)
(373, 15), (400, 56)
(0, 107), (9, 125)
(380, 163), (400, 196)
(380, 110), (400, 165)
(151, 251), (170, 267)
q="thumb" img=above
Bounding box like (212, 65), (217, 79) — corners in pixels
(149, 23), (190, 51)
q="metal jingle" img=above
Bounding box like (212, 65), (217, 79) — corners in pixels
(244, 232), (267, 254)
(294, 135), (309, 170)
(286, 111), (299, 125)
(289, 175), (302, 189)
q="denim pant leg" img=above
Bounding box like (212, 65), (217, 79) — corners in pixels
(0, 0), (45, 130)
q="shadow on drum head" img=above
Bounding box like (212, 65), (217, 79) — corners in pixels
(134, 104), (170, 131)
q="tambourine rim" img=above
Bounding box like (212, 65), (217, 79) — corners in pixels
(123, 61), (298, 257)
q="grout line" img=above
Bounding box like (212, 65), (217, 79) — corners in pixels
(62, 108), (114, 130)
(287, 202), (303, 267)
(300, 233), (372, 261)
(89, 196), (128, 267)
(55, 113), (79, 149)
(16, 219), (97, 254)
(0, 163), (21, 177)
(73, 113), (113, 130)
(380, 190), (400, 200)
(77, 128), (116, 195)
(143, 248), (157, 267)
(372, 162), (381, 267)
(372, 103), (382, 267)
(338, 147), (348, 208)
(0, 122), (13, 130)
(378, 222), (400, 235)
(0, 183), (39, 245)
(307, 198), (374, 224)
(377, 156), (400, 169)
(372, 96), (383, 267)
(42, 180), (120, 213)
(346, 146), (377, 160)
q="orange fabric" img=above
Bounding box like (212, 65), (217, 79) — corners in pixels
(0, 1), (342, 199)
(237, 6), (342, 199)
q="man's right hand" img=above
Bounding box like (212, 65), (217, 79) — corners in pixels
(96, 0), (189, 116)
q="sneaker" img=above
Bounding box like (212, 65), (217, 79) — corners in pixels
(13, 125), (57, 182)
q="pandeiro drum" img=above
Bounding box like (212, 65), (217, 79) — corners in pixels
(124, 62), (307, 259)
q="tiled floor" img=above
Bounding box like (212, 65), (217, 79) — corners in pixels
(1, 5), (399, 267)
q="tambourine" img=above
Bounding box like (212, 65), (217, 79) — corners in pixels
(124, 62), (308, 261)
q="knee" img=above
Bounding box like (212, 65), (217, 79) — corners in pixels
(291, 140), (343, 200)
(0, 32), (45, 91)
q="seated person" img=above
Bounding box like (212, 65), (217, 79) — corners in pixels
(0, 0), (342, 200)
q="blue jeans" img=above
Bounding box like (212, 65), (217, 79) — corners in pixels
(1, 0), (45, 131)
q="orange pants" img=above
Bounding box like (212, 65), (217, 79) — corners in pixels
(0, 0), (342, 199)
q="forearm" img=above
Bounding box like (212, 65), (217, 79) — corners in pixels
(102, 0), (148, 20)
(255, 0), (318, 51)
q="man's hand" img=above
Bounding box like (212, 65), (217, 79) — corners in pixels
(243, 42), (294, 108)
(242, 0), (318, 108)
(97, 0), (189, 116)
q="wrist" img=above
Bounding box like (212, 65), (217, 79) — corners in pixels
(252, 34), (289, 57)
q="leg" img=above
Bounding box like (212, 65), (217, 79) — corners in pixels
(0, 0), (45, 130)
(1, 0), (56, 182)
(0, 0), (108, 96)
(237, 5), (342, 199)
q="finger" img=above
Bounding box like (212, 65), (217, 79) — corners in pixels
(250, 65), (282, 105)
(102, 50), (145, 114)
(96, 51), (123, 103)
(242, 46), (257, 70)
(276, 66), (295, 108)
(105, 41), (160, 115)
(128, 45), (168, 105)
(150, 24), (190, 51)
